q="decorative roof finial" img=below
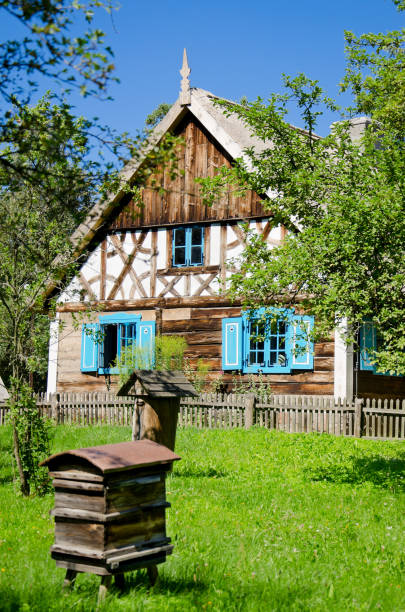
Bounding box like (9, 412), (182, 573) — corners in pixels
(180, 48), (191, 106)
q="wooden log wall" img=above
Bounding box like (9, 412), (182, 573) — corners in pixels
(108, 113), (265, 231)
(356, 370), (405, 399)
(55, 304), (334, 395)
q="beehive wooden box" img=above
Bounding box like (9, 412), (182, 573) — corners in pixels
(41, 440), (180, 578)
(116, 370), (198, 450)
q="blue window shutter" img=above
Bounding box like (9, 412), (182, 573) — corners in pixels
(81, 323), (99, 372)
(137, 321), (156, 368)
(359, 321), (376, 371)
(290, 315), (314, 370)
(222, 317), (243, 370)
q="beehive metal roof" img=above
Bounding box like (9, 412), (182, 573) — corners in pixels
(116, 370), (198, 398)
(40, 439), (180, 473)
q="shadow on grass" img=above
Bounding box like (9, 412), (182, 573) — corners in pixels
(0, 451), (13, 484)
(307, 453), (405, 491)
(171, 466), (228, 478)
(121, 569), (208, 595)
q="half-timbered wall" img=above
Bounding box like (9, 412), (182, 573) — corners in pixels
(59, 219), (283, 303)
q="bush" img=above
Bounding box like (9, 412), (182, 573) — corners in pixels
(8, 380), (53, 495)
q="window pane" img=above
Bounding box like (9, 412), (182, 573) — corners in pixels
(174, 247), (186, 265)
(278, 352), (286, 366)
(102, 324), (118, 368)
(191, 227), (202, 245)
(191, 246), (203, 265)
(249, 320), (265, 365)
(174, 228), (186, 246)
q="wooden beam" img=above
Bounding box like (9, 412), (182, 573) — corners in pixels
(151, 229), (157, 298)
(193, 273), (217, 297)
(108, 232), (148, 300)
(56, 292), (310, 313)
(79, 273), (97, 301)
(100, 238), (107, 301)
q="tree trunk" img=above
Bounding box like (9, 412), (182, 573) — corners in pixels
(12, 419), (29, 496)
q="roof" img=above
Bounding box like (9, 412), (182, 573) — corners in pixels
(41, 439), (180, 473)
(117, 369), (198, 398)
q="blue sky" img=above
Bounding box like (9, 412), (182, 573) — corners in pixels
(0, 0), (403, 138)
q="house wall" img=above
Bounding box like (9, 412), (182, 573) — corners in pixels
(356, 371), (405, 399)
(51, 109), (336, 396)
(55, 305), (335, 394)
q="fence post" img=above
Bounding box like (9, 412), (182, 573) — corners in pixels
(245, 394), (256, 429)
(354, 398), (364, 438)
(51, 393), (60, 425)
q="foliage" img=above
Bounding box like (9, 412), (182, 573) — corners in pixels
(1, 425), (405, 610)
(198, 2), (405, 375)
(0, 1), (137, 188)
(115, 337), (225, 393)
(231, 372), (272, 400)
(0, 96), (99, 393)
(183, 358), (225, 393)
(0, 3), (184, 494)
(115, 335), (188, 386)
(145, 103), (172, 128)
(7, 380), (52, 496)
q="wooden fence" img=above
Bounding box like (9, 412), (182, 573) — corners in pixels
(0, 392), (404, 441)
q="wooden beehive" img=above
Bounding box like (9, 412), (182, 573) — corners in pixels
(41, 440), (180, 582)
(117, 370), (198, 450)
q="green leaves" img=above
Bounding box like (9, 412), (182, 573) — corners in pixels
(204, 3), (405, 375)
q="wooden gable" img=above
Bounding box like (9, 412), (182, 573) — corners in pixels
(108, 113), (266, 231)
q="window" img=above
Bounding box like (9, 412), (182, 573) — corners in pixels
(222, 308), (314, 373)
(81, 314), (155, 374)
(172, 226), (204, 267)
(359, 321), (402, 377)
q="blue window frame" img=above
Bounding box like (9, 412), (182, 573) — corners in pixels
(246, 315), (290, 373)
(98, 313), (141, 374)
(359, 321), (402, 377)
(172, 226), (204, 267)
(81, 314), (155, 374)
(222, 309), (314, 373)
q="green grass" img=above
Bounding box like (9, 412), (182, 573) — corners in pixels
(0, 425), (404, 611)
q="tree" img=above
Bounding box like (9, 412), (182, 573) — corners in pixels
(0, 1), (145, 198)
(0, 96), (99, 494)
(0, 3), (183, 495)
(198, 0), (405, 375)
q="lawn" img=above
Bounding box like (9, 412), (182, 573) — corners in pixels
(0, 425), (404, 611)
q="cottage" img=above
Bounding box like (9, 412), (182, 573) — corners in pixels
(46, 51), (405, 400)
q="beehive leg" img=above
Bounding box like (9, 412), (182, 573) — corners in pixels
(98, 575), (112, 604)
(114, 573), (125, 590)
(147, 564), (158, 586)
(62, 569), (77, 591)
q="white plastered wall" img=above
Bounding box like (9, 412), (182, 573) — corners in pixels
(46, 313), (60, 394)
(334, 322), (354, 400)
